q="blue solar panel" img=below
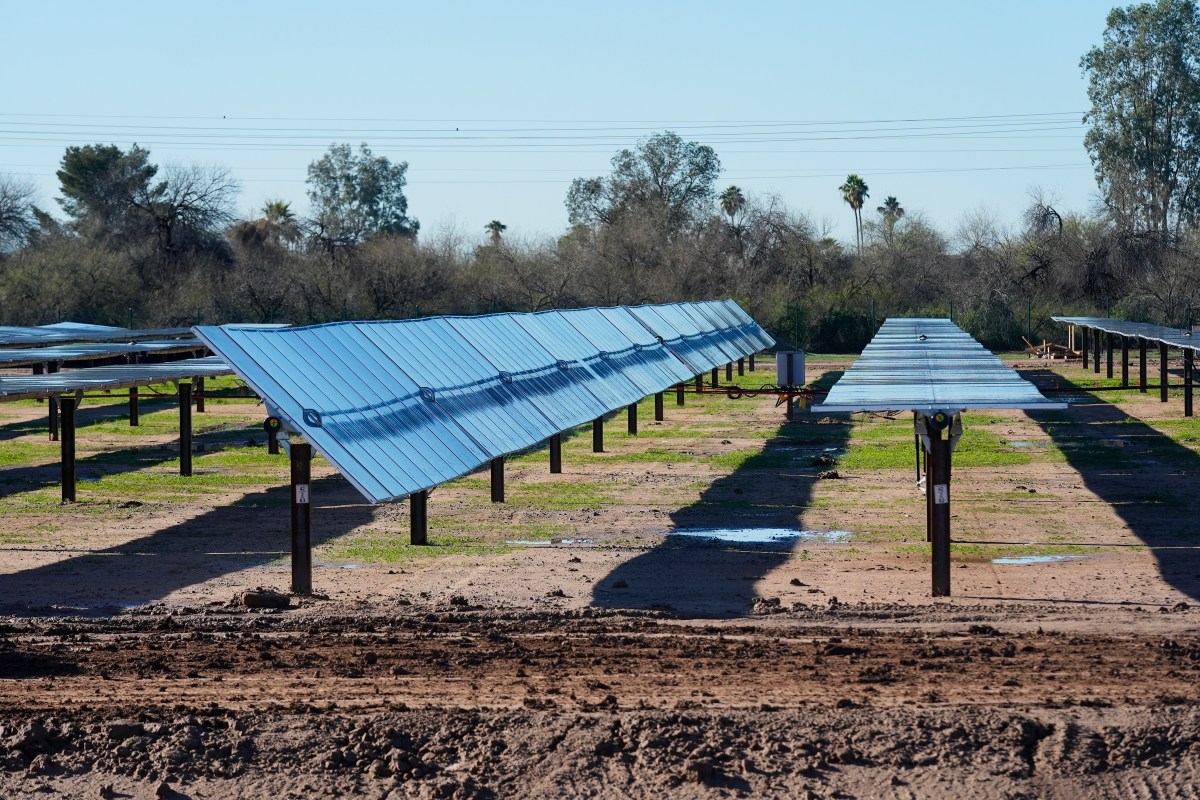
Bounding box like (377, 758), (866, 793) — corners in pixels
(1053, 316), (1199, 352)
(814, 318), (1066, 413)
(196, 302), (774, 503)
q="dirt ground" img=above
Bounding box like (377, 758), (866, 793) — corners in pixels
(1, 357), (1198, 799)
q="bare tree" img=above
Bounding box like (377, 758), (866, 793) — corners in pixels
(0, 175), (38, 251)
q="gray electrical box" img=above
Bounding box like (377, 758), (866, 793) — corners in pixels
(776, 351), (805, 387)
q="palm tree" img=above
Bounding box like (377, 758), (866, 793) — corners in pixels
(485, 219), (507, 246)
(838, 174), (869, 255)
(262, 199), (300, 246)
(718, 185), (745, 225)
(876, 195), (905, 240)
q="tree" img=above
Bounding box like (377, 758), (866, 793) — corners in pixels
(839, 174), (869, 255)
(0, 175), (37, 251)
(566, 131), (721, 237)
(484, 220), (507, 246)
(876, 195), (905, 240)
(306, 143), (418, 254)
(130, 163), (238, 268)
(719, 185), (745, 224)
(1082, 0), (1200, 236)
(55, 144), (158, 243)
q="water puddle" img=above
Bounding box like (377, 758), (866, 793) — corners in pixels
(505, 538), (595, 546)
(992, 555), (1087, 565)
(1006, 440), (1047, 449)
(666, 528), (852, 545)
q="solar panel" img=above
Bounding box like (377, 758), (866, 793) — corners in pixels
(0, 357), (231, 401)
(1052, 316), (1199, 352)
(0, 339), (203, 368)
(0, 324), (194, 347)
(196, 301), (774, 503)
(813, 318), (1066, 413)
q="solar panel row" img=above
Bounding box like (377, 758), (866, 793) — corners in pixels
(815, 318), (1066, 413)
(1051, 317), (1199, 352)
(196, 300), (773, 504)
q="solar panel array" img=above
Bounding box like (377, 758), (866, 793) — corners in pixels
(1052, 316), (1200, 352)
(0, 340), (205, 368)
(195, 300), (773, 504)
(0, 323), (194, 347)
(0, 357), (232, 402)
(814, 318), (1066, 413)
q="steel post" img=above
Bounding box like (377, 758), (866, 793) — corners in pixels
(1186, 350), (1194, 418)
(737, 358), (744, 376)
(1094, 330), (1102, 375)
(196, 376), (205, 413)
(726, 362), (733, 381)
(1120, 336), (1129, 388)
(1106, 332), (1114, 379)
(60, 397), (76, 503)
(654, 391), (664, 421)
(290, 442), (312, 595)
(929, 427), (952, 597)
(129, 386), (139, 426)
(1161, 342), (1170, 402)
(749, 353), (756, 371)
(592, 417), (603, 452)
(627, 403), (638, 435)
(710, 367), (719, 387)
(1081, 327), (1089, 369)
(549, 433), (562, 474)
(490, 456), (505, 502)
(1139, 338), (1148, 393)
(410, 490), (428, 545)
(179, 382), (192, 477)
(695, 375), (703, 391)
(676, 383), (685, 406)
(48, 363), (60, 441)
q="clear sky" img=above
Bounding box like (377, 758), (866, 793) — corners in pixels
(3, 0), (1117, 247)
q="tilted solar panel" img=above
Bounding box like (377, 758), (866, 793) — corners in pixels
(196, 301), (774, 503)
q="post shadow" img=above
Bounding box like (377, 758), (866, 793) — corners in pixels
(591, 373), (851, 618)
(0, 473), (374, 615)
(1023, 367), (1200, 602)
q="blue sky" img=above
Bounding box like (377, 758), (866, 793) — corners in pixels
(3, 1), (1116, 246)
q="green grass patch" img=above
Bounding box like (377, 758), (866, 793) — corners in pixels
(323, 530), (517, 564)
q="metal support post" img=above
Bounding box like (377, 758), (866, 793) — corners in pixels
(737, 358), (744, 376)
(654, 392), (664, 422)
(710, 367), (719, 387)
(749, 353), (755, 371)
(1139, 339), (1148, 393)
(60, 397), (76, 503)
(410, 490), (428, 545)
(1160, 343), (1170, 403)
(1081, 327), (1089, 369)
(676, 384), (685, 406)
(695, 375), (703, 392)
(1106, 332), (1114, 379)
(627, 403), (638, 435)
(195, 376), (205, 412)
(1186, 350), (1194, 418)
(592, 417), (604, 452)
(549, 433), (562, 474)
(726, 362), (733, 381)
(179, 382), (192, 477)
(129, 386), (139, 426)
(928, 426), (952, 597)
(490, 456), (505, 502)
(1120, 336), (1129, 388)
(1094, 330), (1102, 375)
(290, 442), (312, 595)
(48, 363), (60, 441)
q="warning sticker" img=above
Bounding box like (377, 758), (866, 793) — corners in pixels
(296, 485), (310, 504)
(933, 484), (949, 504)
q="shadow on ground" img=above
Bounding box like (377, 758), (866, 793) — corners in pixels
(0, 473), (373, 615)
(1021, 367), (1200, 603)
(591, 372), (851, 618)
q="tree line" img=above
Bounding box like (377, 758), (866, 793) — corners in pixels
(0, 0), (1197, 353)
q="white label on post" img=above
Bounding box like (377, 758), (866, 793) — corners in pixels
(296, 485), (310, 504)
(933, 484), (949, 505)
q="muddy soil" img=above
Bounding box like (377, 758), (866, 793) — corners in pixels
(1, 358), (1199, 798)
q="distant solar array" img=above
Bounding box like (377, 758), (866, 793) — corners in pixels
(196, 300), (773, 504)
(1052, 317), (1199, 353)
(0, 357), (231, 402)
(0, 323), (194, 347)
(814, 318), (1066, 414)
